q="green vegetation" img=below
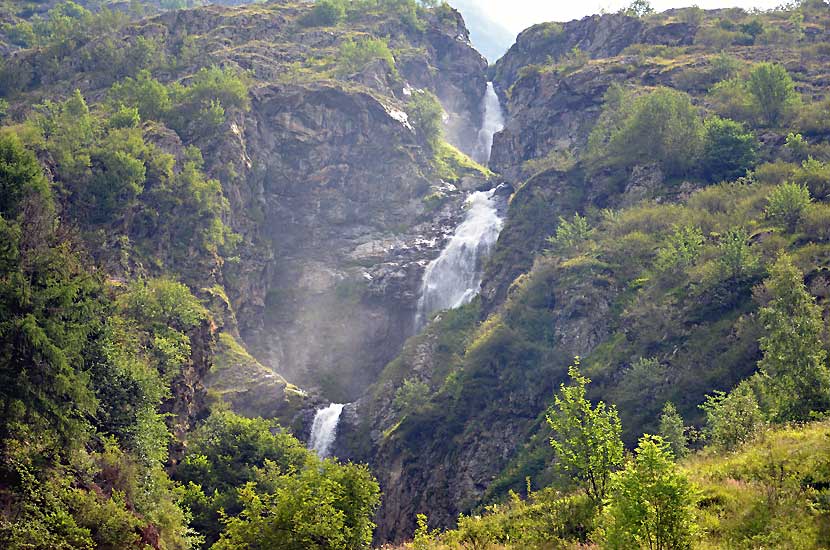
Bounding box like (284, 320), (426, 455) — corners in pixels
(701, 117), (757, 183)
(547, 361), (624, 504)
(602, 435), (696, 550)
(589, 86), (704, 177)
(335, 36), (398, 77)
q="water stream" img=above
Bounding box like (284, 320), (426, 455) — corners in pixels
(414, 81), (507, 331)
(308, 403), (345, 458)
(472, 82), (505, 166)
(415, 189), (504, 330)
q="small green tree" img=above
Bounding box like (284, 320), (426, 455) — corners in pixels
(700, 381), (764, 450)
(713, 227), (760, 281)
(658, 402), (688, 459)
(547, 359), (625, 504)
(765, 181), (811, 232)
(603, 435), (696, 550)
(793, 157), (830, 201)
(701, 116), (757, 183)
(758, 254), (830, 421)
(335, 37), (397, 78)
(747, 63), (798, 127)
(606, 87), (704, 177)
(301, 0), (346, 27)
(408, 90), (444, 153)
(622, 0), (655, 17)
(547, 212), (591, 253)
(655, 225), (704, 274)
(0, 132), (50, 218)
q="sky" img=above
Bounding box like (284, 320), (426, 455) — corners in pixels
(466, 0), (784, 35)
(448, 0), (786, 61)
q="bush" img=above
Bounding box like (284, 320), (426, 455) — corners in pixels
(700, 381), (764, 451)
(708, 78), (756, 123)
(800, 203), (830, 241)
(408, 90), (444, 152)
(335, 37), (397, 77)
(765, 181), (811, 231)
(603, 436), (696, 550)
(747, 62), (799, 127)
(301, 0), (346, 27)
(792, 157), (830, 200)
(701, 116), (757, 183)
(595, 87), (704, 177)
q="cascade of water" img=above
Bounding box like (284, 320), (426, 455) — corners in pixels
(415, 189), (504, 330)
(472, 82), (505, 165)
(308, 403), (345, 458)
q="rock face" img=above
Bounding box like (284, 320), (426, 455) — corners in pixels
(169, 5), (490, 402)
(228, 82), (480, 400)
(344, 7), (830, 542)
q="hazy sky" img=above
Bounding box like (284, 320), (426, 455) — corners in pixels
(475, 0), (785, 34)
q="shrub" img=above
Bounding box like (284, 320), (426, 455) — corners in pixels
(655, 225), (704, 274)
(408, 90), (444, 152)
(696, 26), (745, 50)
(599, 87), (704, 177)
(765, 181), (811, 231)
(758, 254), (830, 421)
(603, 436), (697, 550)
(621, 0), (655, 17)
(700, 381), (764, 451)
(547, 213), (591, 253)
(708, 78), (756, 123)
(301, 0), (346, 27)
(335, 37), (397, 77)
(800, 203), (830, 241)
(753, 161), (796, 185)
(547, 360), (624, 504)
(795, 98), (830, 136)
(747, 62), (799, 127)
(792, 157), (830, 200)
(108, 69), (171, 121)
(701, 116), (758, 182)
(679, 6), (704, 27)
(658, 402), (689, 459)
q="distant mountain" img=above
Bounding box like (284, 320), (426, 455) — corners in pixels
(448, 0), (516, 63)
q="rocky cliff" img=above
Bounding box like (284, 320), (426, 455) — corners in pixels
(344, 4), (830, 542)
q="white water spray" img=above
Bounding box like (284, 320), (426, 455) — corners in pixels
(415, 189), (504, 330)
(308, 403), (345, 458)
(472, 82), (505, 165)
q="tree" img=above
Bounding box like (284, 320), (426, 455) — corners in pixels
(547, 359), (625, 504)
(701, 117), (757, 183)
(758, 254), (830, 421)
(655, 225), (704, 274)
(176, 410), (312, 545)
(700, 381), (764, 450)
(606, 88), (704, 177)
(301, 0), (346, 27)
(658, 403), (688, 459)
(547, 212), (591, 253)
(765, 181), (811, 232)
(747, 63), (798, 127)
(212, 458), (380, 550)
(408, 90), (444, 153)
(603, 435), (696, 550)
(0, 132), (50, 218)
(622, 0), (655, 17)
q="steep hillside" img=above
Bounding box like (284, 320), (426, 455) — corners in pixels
(1, 0), (492, 407)
(344, 1), (830, 542)
(0, 0), (493, 546)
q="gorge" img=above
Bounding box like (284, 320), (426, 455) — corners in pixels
(2, 0), (830, 548)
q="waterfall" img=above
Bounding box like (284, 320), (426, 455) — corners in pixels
(308, 403), (345, 458)
(415, 189), (504, 330)
(472, 82), (505, 165)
